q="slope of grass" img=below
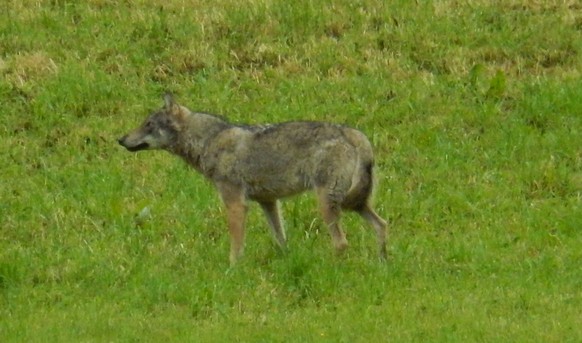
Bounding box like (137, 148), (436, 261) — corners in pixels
(1, 0), (582, 341)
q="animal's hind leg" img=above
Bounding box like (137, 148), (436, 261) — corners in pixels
(357, 204), (388, 260)
(259, 200), (287, 250)
(316, 187), (349, 254)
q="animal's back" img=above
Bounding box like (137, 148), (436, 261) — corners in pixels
(248, 121), (372, 155)
(205, 121), (374, 201)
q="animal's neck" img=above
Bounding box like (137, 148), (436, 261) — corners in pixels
(168, 112), (230, 172)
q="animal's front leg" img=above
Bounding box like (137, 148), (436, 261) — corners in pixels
(259, 200), (287, 250)
(216, 182), (247, 266)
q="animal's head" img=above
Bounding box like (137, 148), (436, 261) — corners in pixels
(118, 93), (185, 152)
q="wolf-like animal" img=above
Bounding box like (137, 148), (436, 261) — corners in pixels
(118, 94), (388, 265)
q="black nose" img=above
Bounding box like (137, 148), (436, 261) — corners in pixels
(118, 136), (127, 146)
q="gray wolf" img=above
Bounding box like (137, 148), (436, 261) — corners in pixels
(118, 93), (388, 265)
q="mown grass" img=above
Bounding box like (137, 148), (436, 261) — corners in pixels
(1, 0), (582, 341)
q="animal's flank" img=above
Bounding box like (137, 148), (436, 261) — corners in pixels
(118, 93), (388, 265)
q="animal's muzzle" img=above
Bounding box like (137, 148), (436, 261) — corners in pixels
(118, 135), (149, 152)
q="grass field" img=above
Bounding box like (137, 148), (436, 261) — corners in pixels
(2, 0), (582, 341)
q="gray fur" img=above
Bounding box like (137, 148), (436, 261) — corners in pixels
(119, 94), (388, 265)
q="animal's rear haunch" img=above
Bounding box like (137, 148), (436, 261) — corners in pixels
(119, 93), (388, 265)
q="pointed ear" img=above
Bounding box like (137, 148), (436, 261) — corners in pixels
(164, 92), (176, 110)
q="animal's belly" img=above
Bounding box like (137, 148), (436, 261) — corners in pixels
(244, 172), (311, 201)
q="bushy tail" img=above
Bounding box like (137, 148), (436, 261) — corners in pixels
(342, 159), (374, 211)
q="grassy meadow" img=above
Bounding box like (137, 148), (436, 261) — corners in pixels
(2, 0), (582, 341)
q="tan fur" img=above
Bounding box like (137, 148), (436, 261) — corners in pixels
(119, 94), (388, 265)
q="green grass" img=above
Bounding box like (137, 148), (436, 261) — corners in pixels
(2, 0), (582, 341)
